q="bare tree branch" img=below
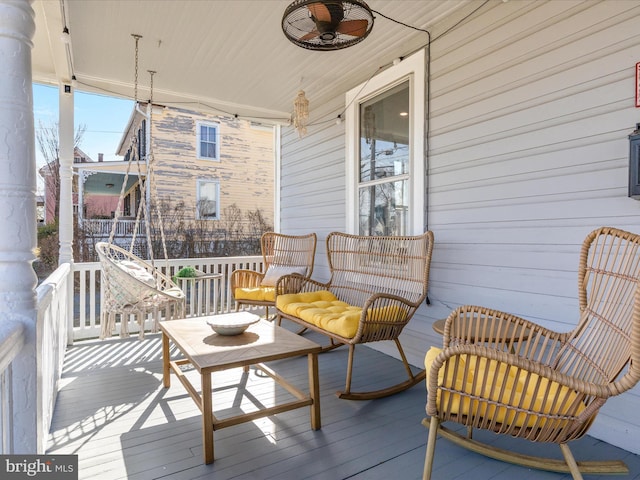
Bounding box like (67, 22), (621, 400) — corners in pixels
(36, 121), (86, 221)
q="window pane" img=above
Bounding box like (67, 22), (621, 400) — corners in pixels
(200, 140), (216, 159)
(199, 124), (218, 159)
(204, 126), (213, 142)
(358, 179), (408, 236)
(198, 181), (218, 219)
(359, 81), (409, 182)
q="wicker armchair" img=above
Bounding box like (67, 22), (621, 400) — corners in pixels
(423, 227), (640, 479)
(276, 231), (434, 400)
(96, 242), (185, 339)
(231, 232), (317, 317)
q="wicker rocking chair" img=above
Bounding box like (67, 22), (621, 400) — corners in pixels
(276, 231), (434, 400)
(96, 242), (185, 339)
(231, 232), (317, 317)
(423, 226), (640, 479)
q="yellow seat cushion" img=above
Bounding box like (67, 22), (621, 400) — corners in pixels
(277, 290), (360, 338)
(235, 286), (275, 303)
(276, 290), (409, 339)
(425, 346), (585, 428)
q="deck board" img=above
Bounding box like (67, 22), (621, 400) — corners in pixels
(48, 329), (640, 480)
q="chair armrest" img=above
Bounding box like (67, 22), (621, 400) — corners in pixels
(230, 269), (264, 291)
(276, 275), (329, 296)
(426, 344), (610, 424)
(442, 305), (570, 357)
(354, 293), (419, 343)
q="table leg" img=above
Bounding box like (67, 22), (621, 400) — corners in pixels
(162, 332), (170, 388)
(308, 352), (321, 430)
(201, 372), (214, 464)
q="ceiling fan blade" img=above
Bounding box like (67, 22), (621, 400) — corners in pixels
(300, 29), (321, 41)
(336, 19), (368, 38)
(307, 2), (332, 23)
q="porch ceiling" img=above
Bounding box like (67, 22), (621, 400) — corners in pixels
(75, 162), (145, 195)
(83, 172), (139, 196)
(31, 0), (472, 124)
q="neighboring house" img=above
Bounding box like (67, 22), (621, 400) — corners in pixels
(39, 146), (94, 224)
(74, 158), (138, 247)
(114, 103), (275, 234)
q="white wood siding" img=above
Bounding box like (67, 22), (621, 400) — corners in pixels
(281, 94), (347, 283)
(280, 0), (640, 454)
(427, 0), (640, 453)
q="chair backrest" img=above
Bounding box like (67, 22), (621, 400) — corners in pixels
(326, 231), (434, 307)
(554, 227), (640, 392)
(262, 232), (317, 277)
(96, 241), (180, 307)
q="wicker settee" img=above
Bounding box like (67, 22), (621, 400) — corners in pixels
(276, 231), (434, 400)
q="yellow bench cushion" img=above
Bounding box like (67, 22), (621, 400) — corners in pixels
(425, 346), (585, 428)
(235, 286), (275, 303)
(277, 290), (409, 339)
(277, 290), (361, 338)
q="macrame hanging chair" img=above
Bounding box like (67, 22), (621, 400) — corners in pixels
(96, 35), (185, 339)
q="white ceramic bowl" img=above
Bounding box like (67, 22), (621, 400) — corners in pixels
(206, 316), (260, 336)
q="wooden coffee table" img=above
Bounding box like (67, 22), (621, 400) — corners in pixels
(160, 313), (322, 464)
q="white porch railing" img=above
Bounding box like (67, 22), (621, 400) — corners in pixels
(36, 263), (71, 453)
(81, 218), (145, 237)
(0, 318), (25, 453)
(0, 263), (72, 454)
(0, 257), (261, 453)
(73, 255), (263, 341)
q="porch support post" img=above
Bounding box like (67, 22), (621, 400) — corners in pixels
(0, 0), (39, 453)
(58, 84), (74, 265)
(76, 169), (84, 261)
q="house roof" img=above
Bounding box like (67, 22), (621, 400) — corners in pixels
(31, 0), (473, 124)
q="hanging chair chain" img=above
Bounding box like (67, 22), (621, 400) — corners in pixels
(147, 71), (169, 261)
(108, 35), (169, 263)
(132, 34), (141, 103)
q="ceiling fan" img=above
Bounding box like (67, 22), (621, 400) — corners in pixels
(282, 0), (375, 51)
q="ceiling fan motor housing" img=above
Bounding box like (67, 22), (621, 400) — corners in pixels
(282, 0), (374, 51)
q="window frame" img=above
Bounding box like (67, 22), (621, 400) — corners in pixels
(196, 121), (221, 161)
(196, 178), (220, 220)
(345, 50), (425, 235)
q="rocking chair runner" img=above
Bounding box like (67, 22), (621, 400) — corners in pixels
(423, 226), (640, 480)
(231, 232), (317, 317)
(276, 231), (434, 400)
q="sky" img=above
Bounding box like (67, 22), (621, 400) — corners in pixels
(33, 83), (134, 181)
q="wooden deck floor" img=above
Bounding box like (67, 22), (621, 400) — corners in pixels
(48, 326), (640, 480)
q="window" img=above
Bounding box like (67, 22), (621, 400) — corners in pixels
(359, 82), (410, 236)
(138, 119), (146, 160)
(345, 51), (425, 236)
(197, 121), (220, 160)
(196, 179), (219, 220)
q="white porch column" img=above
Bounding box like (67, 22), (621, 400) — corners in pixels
(58, 85), (74, 264)
(0, 0), (38, 453)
